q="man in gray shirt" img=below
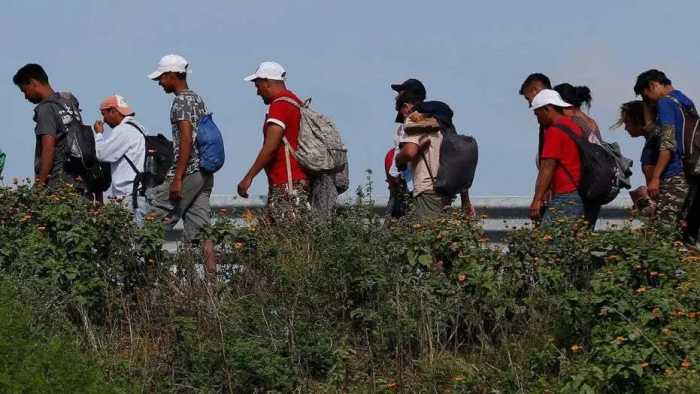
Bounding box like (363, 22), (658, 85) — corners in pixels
(13, 63), (84, 190)
(146, 54), (216, 275)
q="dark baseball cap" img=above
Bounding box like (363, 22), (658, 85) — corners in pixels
(391, 78), (426, 101)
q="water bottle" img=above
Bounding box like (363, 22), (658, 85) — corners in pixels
(143, 149), (158, 189)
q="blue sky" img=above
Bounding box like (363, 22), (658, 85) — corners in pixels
(4, 0), (700, 198)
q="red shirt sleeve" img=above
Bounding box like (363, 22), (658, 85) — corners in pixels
(266, 101), (294, 130)
(541, 127), (566, 161)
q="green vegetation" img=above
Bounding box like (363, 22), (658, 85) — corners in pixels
(0, 183), (698, 393)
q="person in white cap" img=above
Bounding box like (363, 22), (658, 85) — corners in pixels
(93, 95), (146, 218)
(237, 61), (310, 223)
(529, 89), (585, 225)
(145, 54), (216, 273)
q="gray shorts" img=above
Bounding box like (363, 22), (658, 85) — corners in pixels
(145, 171), (213, 242)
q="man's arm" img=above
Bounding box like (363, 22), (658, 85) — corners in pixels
(237, 124), (285, 198)
(530, 158), (556, 220)
(648, 120), (676, 198)
(169, 120), (193, 201)
(395, 142), (419, 167)
(36, 134), (57, 186)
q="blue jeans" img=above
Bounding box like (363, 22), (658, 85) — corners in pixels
(542, 192), (584, 226)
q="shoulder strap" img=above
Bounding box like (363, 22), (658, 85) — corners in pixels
(121, 121), (145, 175)
(282, 137), (294, 193)
(272, 96), (302, 109)
(125, 121), (146, 137)
(420, 152), (436, 186)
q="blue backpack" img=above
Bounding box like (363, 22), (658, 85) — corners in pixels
(196, 113), (225, 173)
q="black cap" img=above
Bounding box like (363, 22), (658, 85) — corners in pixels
(391, 78), (426, 101)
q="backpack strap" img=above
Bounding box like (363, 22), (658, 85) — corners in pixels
(272, 96), (303, 109)
(282, 137), (295, 193)
(123, 121), (148, 209)
(122, 121), (145, 176)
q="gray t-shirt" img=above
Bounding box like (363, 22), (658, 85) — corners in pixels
(33, 92), (81, 187)
(169, 89), (207, 178)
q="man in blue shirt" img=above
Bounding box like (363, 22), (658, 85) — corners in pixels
(634, 69), (693, 236)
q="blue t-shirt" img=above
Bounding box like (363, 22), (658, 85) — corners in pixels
(651, 89), (694, 179)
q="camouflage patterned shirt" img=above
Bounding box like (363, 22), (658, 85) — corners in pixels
(168, 89), (207, 178)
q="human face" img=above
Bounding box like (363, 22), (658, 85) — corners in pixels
(253, 79), (272, 104)
(642, 81), (665, 102)
(523, 82), (545, 105)
(534, 106), (554, 127)
(623, 115), (645, 138)
(157, 73), (176, 93)
(100, 108), (122, 128)
(18, 81), (43, 104)
(399, 102), (415, 118)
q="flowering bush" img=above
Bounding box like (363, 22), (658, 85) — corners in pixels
(0, 183), (698, 392)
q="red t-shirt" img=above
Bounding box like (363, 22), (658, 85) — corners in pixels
(264, 90), (308, 186)
(541, 116), (583, 195)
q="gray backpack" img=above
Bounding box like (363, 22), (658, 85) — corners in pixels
(273, 97), (348, 174)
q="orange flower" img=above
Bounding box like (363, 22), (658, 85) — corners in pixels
(681, 358), (691, 369)
(570, 344), (583, 353)
(386, 383), (398, 390)
(614, 336), (626, 345)
(635, 287), (648, 294)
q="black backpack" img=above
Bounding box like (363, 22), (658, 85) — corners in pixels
(432, 130), (479, 197)
(46, 94), (111, 193)
(554, 124), (624, 205)
(121, 121), (174, 207)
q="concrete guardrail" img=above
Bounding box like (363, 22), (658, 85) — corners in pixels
(164, 195), (637, 251)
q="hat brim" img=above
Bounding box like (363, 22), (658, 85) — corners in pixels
(244, 73), (259, 82)
(391, 83), (404, 92)
(148, 70), (164, 80)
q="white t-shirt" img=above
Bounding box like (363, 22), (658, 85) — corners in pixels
(94, 116), (146, 198)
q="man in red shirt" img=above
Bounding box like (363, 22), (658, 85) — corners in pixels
(529, 89), (585, 225)
(237, 61), (309, 222)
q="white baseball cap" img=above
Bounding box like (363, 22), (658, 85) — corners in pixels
(244, 61), (286, 82)
(531, 89), (572, 110)
(148, 54), (190, 80)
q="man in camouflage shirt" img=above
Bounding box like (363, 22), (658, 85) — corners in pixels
(634, 69), (693, 236)
(146, 54), (216, 273)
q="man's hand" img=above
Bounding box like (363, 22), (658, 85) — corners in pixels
(237, 176), (252, 198)
(169, 178), (183, 201)
(529, 199), (544, 221)
(648, 177), (660, 199)
(94, 120), (104, 134)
